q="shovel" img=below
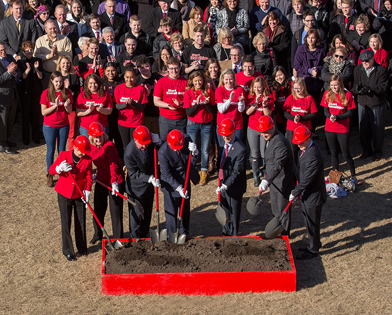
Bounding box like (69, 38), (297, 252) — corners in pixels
(68, 173), (123, 251)
(169, 153), (192, 244)
(215, 179), (229, 226)
(246, 189), (265, 215)
(265, 200), (293, 239)
(150, 146), (167, 244)
(95, 178), (144, 219)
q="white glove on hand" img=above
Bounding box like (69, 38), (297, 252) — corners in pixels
(56, 160), (72, 174)
(111, 182), (119, 196)
(151, 133), (161, 145)
(176, 185), (189, 199)
(82, 190), (90, 203)
(188, 142), (199, 156)
(148, 175), (161, 188)
(216, 184), (228, 194)
(289, 193), (296, 202)
(259, 179), (269, 192)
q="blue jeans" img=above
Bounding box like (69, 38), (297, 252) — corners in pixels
(79, 125), (109, 138)
(216, 126), (243, 148)
(43, 124), (69, 172)
(186, 120), (212, 171)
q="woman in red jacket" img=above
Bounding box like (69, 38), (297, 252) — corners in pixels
(215, 68), (246, 147)
(49, 135), (93, 261)
(358, 34), (389, 69)
(183, 70), (215, 185)
(283, 77), (318, 163)
(88, 122), (125, 244)
(114, 68), (148, 150)
(246, 77), (274, 187)
(321, 74), (357, 181)
(41, 71), (73, 187)
(76, 73), (113, 139)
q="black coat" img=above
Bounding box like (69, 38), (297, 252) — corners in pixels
(53, 18), (79, 52)
(119, 30), (153, 56)
(347, 30), (371, 54)
(216, 137), (247, 197)
(251, 48), (277, 87)
(263, 25), (291, 71)
(144, 7), (183, 38)
(99, 41), (126, 61)
(99, 12), (128, 41)
(292, 142), (327, 207)
(329, 14), (358, 43)
(17, 56), (43, 95)
(321, 56), (354, 90)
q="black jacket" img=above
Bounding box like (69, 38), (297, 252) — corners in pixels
(321, 56), (354, 90)
(262, 25), (291, 71)
(17, 56), (43, 95)
(347, 30), (371, 54)
(309, 5), (329, 32)
(251, 48), (277, 87)
(352, 62), (388, 109)
(119, 30), (153, 56)
(99, 12), (128, 41)
(152, 33), (171, 60)
(329, 14), (358, 43)
(144, 7), (182, 38)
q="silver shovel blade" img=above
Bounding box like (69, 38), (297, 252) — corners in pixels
(215, 204), (228, 226)
(105, 240), (123, 251)
(159, 229), (167, 241)
(246, 196), (264, 215)
(265, 217), (285, 239)
(150, 229), (160, 244)
(168, 232), (178, 243)
(177, 234), (186, 244)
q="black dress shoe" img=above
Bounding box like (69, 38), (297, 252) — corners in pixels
(360, 153), (369, 159)
(79, 251), (88, 256)
(89, 235), (102, 244)
(297, 250), (318, 260)
(6, 141), (16, 147)
(4, 148), (16, 154)
(65, 254), (76, 261)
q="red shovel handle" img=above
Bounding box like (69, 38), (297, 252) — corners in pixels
(95, 178), (128, 202)
(179, 153), (192, 219)
(154, 146), (159, 212)
(218, 178), (221, 202)
(284, 199), (293, 213)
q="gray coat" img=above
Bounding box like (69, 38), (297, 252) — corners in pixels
(215, 8), (250, 47)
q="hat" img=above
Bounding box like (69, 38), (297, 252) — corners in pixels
(34, 5), (48, 19)
(359, 50), (374, 62)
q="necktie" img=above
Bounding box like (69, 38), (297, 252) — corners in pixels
(2, 58), (9, 67)
(16, 20), (20, 33)
(374, 0), (379, 12)
(96, 31), (100, 40)
(5, 3), (9, 10)
(108, 45), (113, 56)
(163, 12), (166, 18)
(300, 150), (305, 158)
(110, 15), (114, 25)
(219, 144), (228, 180)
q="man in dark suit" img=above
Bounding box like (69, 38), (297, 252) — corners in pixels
(81, 13), (103, 42)
(99, 0), (128, 41)
(258, 116), (296, 236)
(0, 42), (20, 154)
(216, 118), (246, 236)
(124, 126), (162, 238)
(99, 26), (125, 62)
(53, 5), (79, 50)
(0, 0), (36, 58)
(158, 129), (200, 236)
(290, 126), (327, 260)
(144, 0), (182, 39)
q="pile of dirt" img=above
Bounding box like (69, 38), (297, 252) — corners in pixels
(105, 238), (292, 274)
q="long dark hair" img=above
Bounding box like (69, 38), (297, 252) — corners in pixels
(205, 58), (221, 80)
(186, 71), (209, 98)
(83, 73), (105, 98)
(47, 71), (69, 103)
(102, 62), (120, 83)
(272, 66), (291, 93)
(153, 46), (173, 74)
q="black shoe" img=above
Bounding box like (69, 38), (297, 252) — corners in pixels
(79, 251), (88, 256)
(6, 141), (16, 147)
(297, 250), (318, 260)
(89, 235), (102, 244)
(0, 146), (16, 154)
(65, 254), (76, 261)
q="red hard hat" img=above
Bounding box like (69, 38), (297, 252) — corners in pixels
(167, 129), (185, 150)
(133, 126), (151, 145)
(218, 118), (235, 136)
(292, 126), (311, 144)
(257, 115), (274, 132)
(88, 122), (104, 137)
(74, 135), (91, 154)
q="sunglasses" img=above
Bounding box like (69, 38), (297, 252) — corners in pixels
(334, 54), (344, 59)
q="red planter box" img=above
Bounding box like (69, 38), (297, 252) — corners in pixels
(101, 236), (296, 295)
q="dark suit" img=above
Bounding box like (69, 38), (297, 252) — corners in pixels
(158, 136), (200, 236)
(0, 2), (6, 24)
(0, 15), (36, 55)
(124, 139), (157, 238)
(99, 12), (128, 41)
(99, 41), (125, 61)
(53, 18), (79, 51)
(264, 130), (296, 235)
(144, 7), (182, 38)
(217, 137), (246, 236)
(0, 54), (21, 146)
(292, 141), (327, 254)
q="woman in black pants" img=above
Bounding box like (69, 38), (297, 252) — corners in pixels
(321, 75), (357, 181)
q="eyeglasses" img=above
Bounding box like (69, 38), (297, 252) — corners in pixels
(334, 54), (344, 59)
(24, 49), (34, 53)
(168, 67), (180, 71)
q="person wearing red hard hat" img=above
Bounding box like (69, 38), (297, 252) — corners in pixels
(49, 135), (93, 261)
(216, 118), (246, 236)
(88, 122), (125, 245)
(124, 125), (162, 238)
(289, 126), (327, 260)
(257, 115), (295, 236)
(158, 129), (200, 237)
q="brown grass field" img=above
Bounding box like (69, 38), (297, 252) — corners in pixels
(1, 114), (392, 314)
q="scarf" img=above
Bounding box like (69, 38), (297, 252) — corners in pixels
(264, 26), (276, 46)
(226, 7), (238, 29)
(71, 13), (81, 23)
(328, 56), (349, 74)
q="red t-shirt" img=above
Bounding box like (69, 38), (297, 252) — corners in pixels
(235, 71), (264, 95)
(76, 91), (113, 128)
(40, 89), (73, 127)
(183, 88), (215, 123)
(321, 91), (356, 133)
(247, 95), (274, 131)
(114, 83), (148, 127)
(283, 94), (318, 131)
(153, 75), (187, 120)
(272, 86), (292, 123)
(215, 85), (246, 129)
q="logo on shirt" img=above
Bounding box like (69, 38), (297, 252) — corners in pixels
(328, 103), (345, 110)
(85, 101), (103, 107)
(50, 101), (64, 106)
(278, 96), (286, 102)
(349, 25), (354, 31)
(190, 54), (210, 61)
(167, 89), (184, 95)
(291, 106), (309, 114)
(240, 85), (250, 92)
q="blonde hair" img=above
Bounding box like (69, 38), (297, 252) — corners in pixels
(217, 27), (234, 44)
(369, 33), (383, 50)
(252, 32), (269, 48)
(56, 55), (75, 74)
(70, 0), (88, 22)
(292, 77), (309, 100)
(189, 6), (203, 19)
(355, 13), (370, 31)
(89, 133), (109, 145)
(250, 77), (270, 98)
(326, 75), (348, 107)
(170, 32), (184, 44)
(218, 68), (238, 88)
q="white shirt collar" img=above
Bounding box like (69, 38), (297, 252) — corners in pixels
(261, 5), (271, 13)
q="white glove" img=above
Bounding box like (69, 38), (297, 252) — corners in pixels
(216, 184), (228, 194)
(259, 179), (269, 192)
(111, 182), (119, 196)
(148, 175), (161, 188)
(289, 193), (296, 202)
(56, 160), (72, 174)
(188, 142), (199, 156)
(151, 133), (161, 145)
(82, 190), (90, 203)
(176, 185), (189, 199)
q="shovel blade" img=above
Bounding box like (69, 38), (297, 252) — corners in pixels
(265, 217), (285, 239)
(150, 229), (160, 244)
(113, 240), (123, 249)
(105, 240), (123, 251)
(246, 196), (264, 215)
(215, 203), (228, 226)
(159, 229), (167, 241)
(177, 234), (186, 244)
(168, 231), (178, 244)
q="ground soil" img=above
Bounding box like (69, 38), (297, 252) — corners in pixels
(2, 113), (392, 314)
(105, 238), (291, 274)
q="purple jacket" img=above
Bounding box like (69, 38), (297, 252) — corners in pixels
(98, 0), (131, 21)
(294, 44), (325, 91)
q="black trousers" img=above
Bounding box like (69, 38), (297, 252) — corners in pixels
(358, 105), (385, 156)
(108, 108), (123, 158)
(270, 187), (291, 236)
(220, 192), (243, 236)
(301, 202), (322, 254)
(163, 190), (191, 236)
(57, 193), (87, 256)
(159, 116), (187, 141)
(20, 92), (41, 144)
(118, 124), (136, 153)
(92, 181), (124, 239)
(285, 129), (300, 166)
(325, 131), (355, 176)
(0, 98), (17, 145)
(129, 185), (154, 238)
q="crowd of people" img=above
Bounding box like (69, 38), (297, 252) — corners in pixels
(1, 0), (390, 261)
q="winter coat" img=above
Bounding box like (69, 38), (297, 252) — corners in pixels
(66, 13), (90, 37)
(329, 14), (358, 42)
(347, 30), (371, 54)
(326, 49), (358, 66)
(309, 5), (329, 32)
(321, 56), (354, 90)
(215, 8), (250, 47)
(262, 24), (291, 71)
(251, 48), (277, 86)
(153, 33), (172, 60)
(249, 5), (285, 37)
